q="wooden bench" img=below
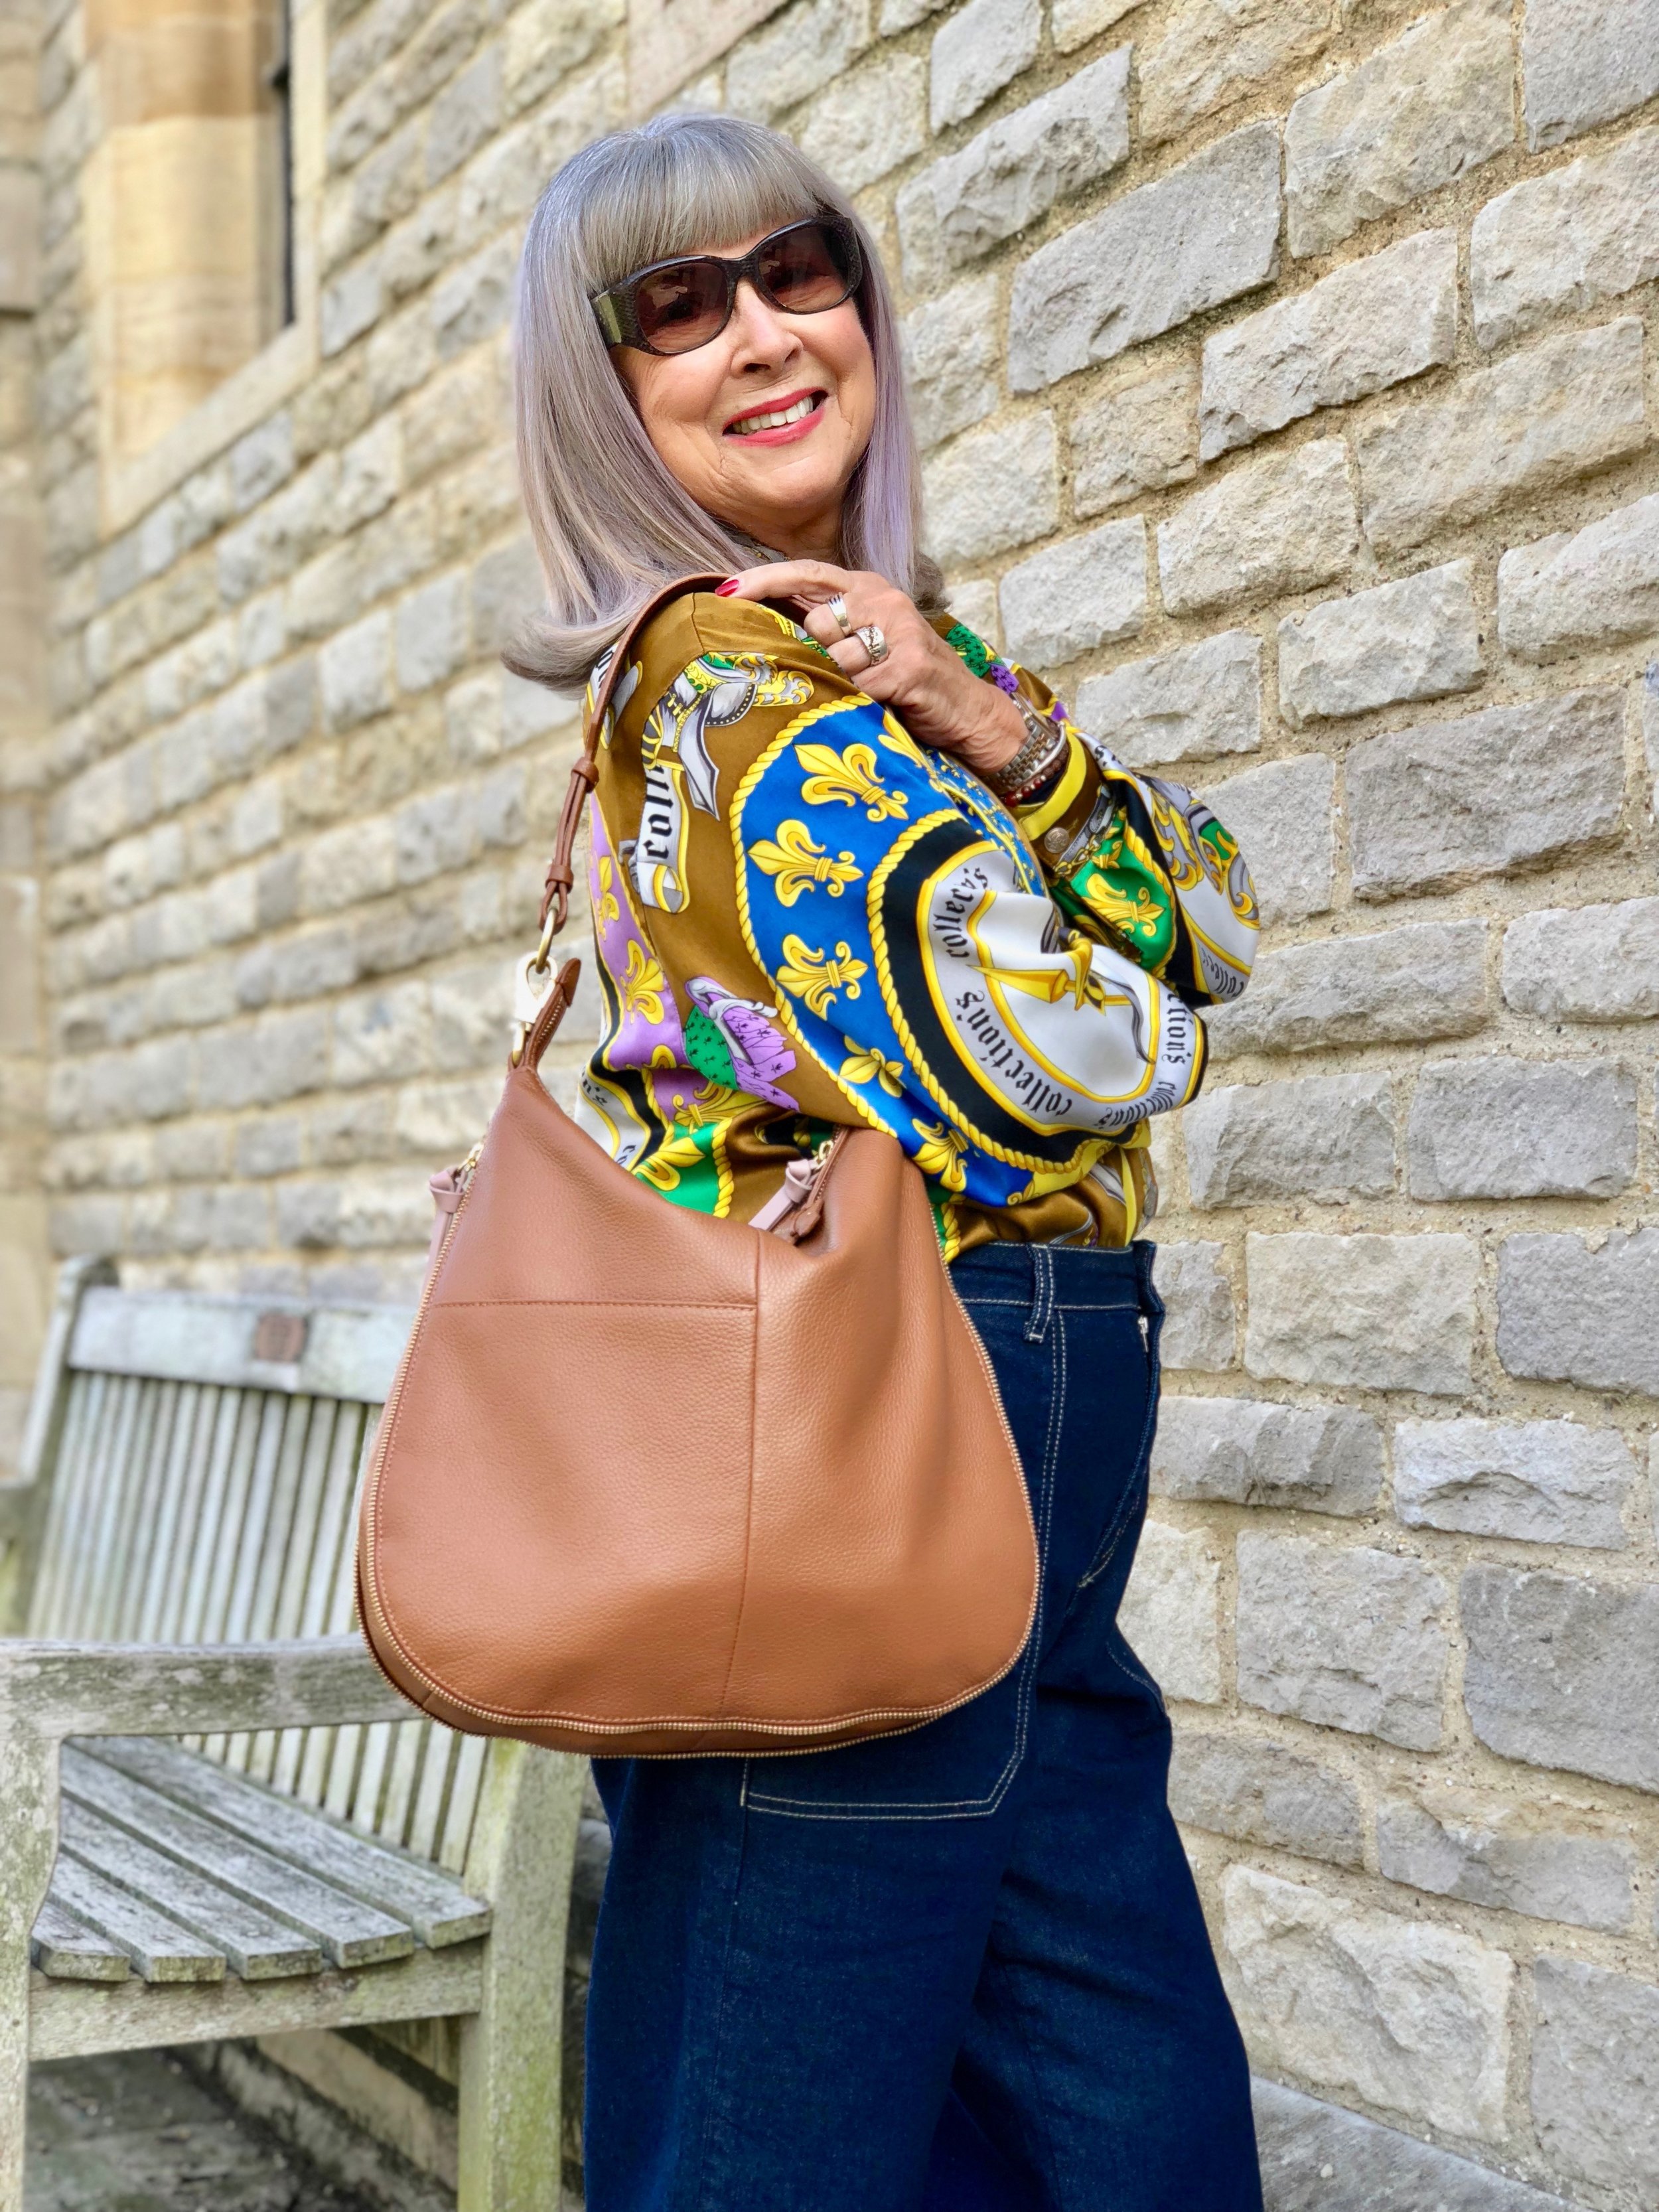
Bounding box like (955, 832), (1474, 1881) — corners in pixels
(0, 1255), (585, 2212)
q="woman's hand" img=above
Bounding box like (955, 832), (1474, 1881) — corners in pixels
(719, 560), (1026, 782)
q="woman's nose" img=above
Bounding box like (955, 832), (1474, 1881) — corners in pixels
(727, 280), (799, 369)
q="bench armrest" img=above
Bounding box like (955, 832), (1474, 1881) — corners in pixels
(0, 1635), (411, 1742)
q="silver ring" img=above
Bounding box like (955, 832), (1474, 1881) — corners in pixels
(826, 591), (853, 638)
(855, 623), (889, 666)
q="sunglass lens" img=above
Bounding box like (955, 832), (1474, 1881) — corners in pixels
(759, 223), (855, 313)
(634, 260), (730, 354)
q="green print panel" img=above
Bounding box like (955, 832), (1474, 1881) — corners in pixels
(1058, 811), (1178, 978)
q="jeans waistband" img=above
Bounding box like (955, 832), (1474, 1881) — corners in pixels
(951, 1238), (1161, 1317)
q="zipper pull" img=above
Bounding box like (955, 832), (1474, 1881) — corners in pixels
(751, 1136), (844, 1242)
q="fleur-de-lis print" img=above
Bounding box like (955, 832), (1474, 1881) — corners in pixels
(910, 1116), (970, 1193)
(796, 739), (908, 822)
(639, 1127), (705, 1191)
(839, 1037), (907, 1098)
(747, 818), (864, 907)
(595, 854), (620, 926)
(776, 935), (868, 1017)
(620, 939), (665, 1024)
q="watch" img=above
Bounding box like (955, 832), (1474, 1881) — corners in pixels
(985, 698), (1070, 803)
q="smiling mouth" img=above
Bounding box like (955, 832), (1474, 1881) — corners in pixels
(725, 390), (826, 437)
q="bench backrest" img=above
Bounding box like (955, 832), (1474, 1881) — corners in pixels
(16, 1264), (488, 1879)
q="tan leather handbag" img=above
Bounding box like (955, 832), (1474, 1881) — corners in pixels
(355, 582), (1037, 1758)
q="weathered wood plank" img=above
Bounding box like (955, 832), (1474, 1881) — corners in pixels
(84, 1737), (491, 1948)
(46, 1855), (226, 1985)
(68, 1287), (412, 1404)
(29, 1896), (129, 1984)
(58, 1791), (325, 1982)
(0, 1637), (411, 1740)
(56, 1749), (414, 1969)
(29, 1937), (484, 2063)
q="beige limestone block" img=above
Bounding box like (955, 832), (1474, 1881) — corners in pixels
(1140, 0), (1331, 149)
(1223, 1865), (1513, 2141)
(1071, 361), (1198, 516)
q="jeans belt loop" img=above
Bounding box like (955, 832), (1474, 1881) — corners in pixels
(1024, 1246), (1055, 1345)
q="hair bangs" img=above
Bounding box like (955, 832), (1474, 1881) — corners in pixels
(571, 117), (830, 295)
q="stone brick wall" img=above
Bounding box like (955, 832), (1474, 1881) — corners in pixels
(7, 0), (1659, 2193)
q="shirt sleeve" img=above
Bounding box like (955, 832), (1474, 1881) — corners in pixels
(1001, 660), (1261, 1010)
(614, 595), (1216, 1215)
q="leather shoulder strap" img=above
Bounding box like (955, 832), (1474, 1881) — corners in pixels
(538, 572), (730, 935)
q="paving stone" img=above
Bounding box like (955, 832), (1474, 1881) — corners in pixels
(1200, 755), (1333, 925)
(1008, 122), (1281, 392)
(1407, 1055), (1637, 1201)
(902, 276), (999, 453)
(1278, 561), (1484, 728)
(1118, 1516), (1222, 1704)
(1497, 1228), (1659, 1397)
(1520, 0), (1659, 151)
(799, 51), (926, 192)
(1071, 362), (1198, 516)
(1394, 1416), (1634, 1548)
(929, 0), (1039, 130)
(1224, 1866), (1512, 2140)
(1074, 630), (1260, 769)
(1379, 1794), (1634, 1931)
(1158, 438), (1356, 619)
(1238, 1533), (1451, 1749)
(1497, 491), (1659, 663)
(1532, 1957), (1659, 2193)
(1170, 1728), (1364, 1866)
(1472, 125), (1659, 348)
(1152, 1394), (1383, 1518)
(1209, 920), (1490, 1057)
(1185, 1071), (1396, 1208)
(1253, 2075), (1582, 2212)
(725, 0), (871, 121)
(1139, 0), (1331, 148)
(25, 2047), (378, 2212)
(899, 48), (1129, 279)
(1245, 1230), (1479, 1396)
(1356, 317), (1647, 555)
(1463, 1562), (1659, 1789)
(1201, 230), (1457, 461)
(1150, 1238), (1236, 1371)
(998, 519), (1145, 668)
(924, 412), (1058, 565)
(1502, 897), (1659, 1023)
(1346, 688), (1624, 901)
(1284, 0), (1514, 259)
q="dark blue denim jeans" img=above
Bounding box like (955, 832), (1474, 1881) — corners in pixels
(587, 1240), (1262, 2212)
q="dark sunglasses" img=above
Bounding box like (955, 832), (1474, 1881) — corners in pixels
(592, 216), (863, 356)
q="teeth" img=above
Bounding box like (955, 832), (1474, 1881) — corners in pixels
(731, 394), (819, 435)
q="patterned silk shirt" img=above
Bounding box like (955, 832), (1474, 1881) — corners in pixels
(575, 588), (1258, 1256)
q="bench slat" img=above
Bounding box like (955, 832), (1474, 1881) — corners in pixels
(46, 1853), (226, 1984)
(30, 1895), (131, 1984)
(58, 1795), (325, 1982)
(59, 1743), (415, 1968)
(84, 1736), (491, 1949)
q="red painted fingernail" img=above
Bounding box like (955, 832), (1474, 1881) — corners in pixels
(715, 577), (739, 595)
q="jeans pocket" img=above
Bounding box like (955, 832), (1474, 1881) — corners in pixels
(1076, 1286), (1163, 1595)
(741, 1639), (1038, 1822)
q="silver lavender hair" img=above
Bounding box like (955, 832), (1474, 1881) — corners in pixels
(506, 111), (937, 689)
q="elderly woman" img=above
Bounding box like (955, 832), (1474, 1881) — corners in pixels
(510, 110), (1262, 2212)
